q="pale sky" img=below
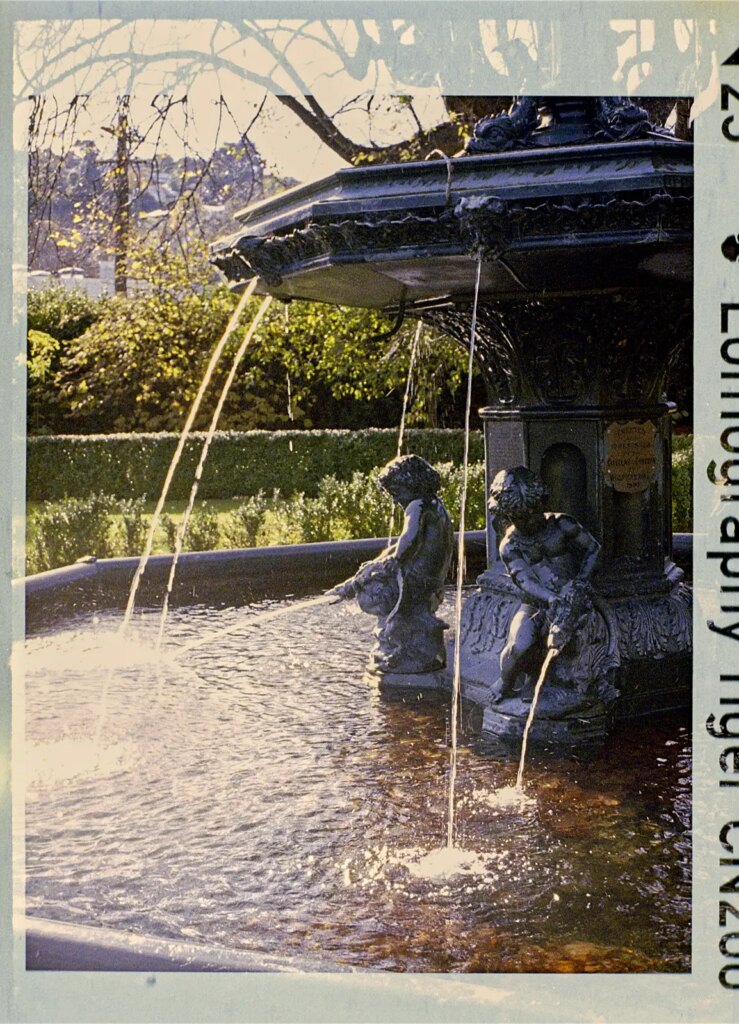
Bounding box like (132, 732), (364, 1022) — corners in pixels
(13, 17), (449, 184)
(16, 14), (697, 185)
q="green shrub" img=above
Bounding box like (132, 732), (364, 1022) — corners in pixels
(115, 496), (148, 556)
(285, 492), (337, 543)
(259, 503), (302, 547)
(223, 490), (272, 548)
(336, 471), (395, 539)
(54, 285), (236, 433)
(27, 288), (111, 434)
(31, 286), (470, 435)
(28, 492), (118, 573)
(182, 503), (221, 552)
(671, 442), (693, 533)
(27, 286), (108, 341)
(158, 513), (179, 553)
(436, 462), (487, 530)
(246, 462), (485, 547)
(26, 429), (485, 502)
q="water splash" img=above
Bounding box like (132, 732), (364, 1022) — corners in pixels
(446, 254), (482, 849)
(484, 784), (534, 812)
(344, 843), (499, 884)
(155, 295), (273, 651)
(405, 845), (490, 880)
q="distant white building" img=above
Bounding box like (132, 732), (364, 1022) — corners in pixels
(26, 260), (149, 297)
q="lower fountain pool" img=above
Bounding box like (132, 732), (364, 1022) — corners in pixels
(23, 593), (690, 973)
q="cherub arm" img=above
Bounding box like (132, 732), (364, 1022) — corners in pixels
(559, 516), (601, 581)
(330, 501), (424, 595)
(501, 538), (557, 608)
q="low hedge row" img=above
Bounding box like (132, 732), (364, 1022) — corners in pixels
(27, 429), (486, 502)
(26, 463), (489, 573)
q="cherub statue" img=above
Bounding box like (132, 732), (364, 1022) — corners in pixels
(329, 455), (454, 675)
(487, 466), (601, 703)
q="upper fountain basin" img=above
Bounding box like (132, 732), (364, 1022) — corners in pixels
(211, 137), (692, 310)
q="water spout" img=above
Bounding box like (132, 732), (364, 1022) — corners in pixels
(178, 592), (340, 654)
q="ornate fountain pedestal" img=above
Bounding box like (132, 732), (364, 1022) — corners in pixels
(426, 291), (692, 750)
(213, 96), (693, 752)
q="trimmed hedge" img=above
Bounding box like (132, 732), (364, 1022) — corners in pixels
(27, 429), (485, 502)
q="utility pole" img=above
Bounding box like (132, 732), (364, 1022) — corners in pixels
(113, 96), (130, 295)
(101, 95), (131, 296)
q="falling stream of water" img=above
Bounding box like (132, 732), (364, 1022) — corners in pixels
(485, 648), (558, 813)
(515, 648), (557, 789)
(155, 295), (273, 651)
(122, 278), (259, 629)
(387, 321), (423, 541)
(286, 371), (295, 452)
(94, 281), (260, 747)
(408, 260), (483, 878)
(446, 254), (483, 850)
(396, 321), (422, 460)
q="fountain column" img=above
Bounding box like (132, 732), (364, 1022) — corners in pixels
(422, 289), (692, 747)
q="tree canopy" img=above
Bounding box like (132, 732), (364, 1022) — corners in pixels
(26, 250), (475, 436)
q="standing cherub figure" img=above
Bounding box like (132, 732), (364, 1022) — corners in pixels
(329, 455), (454, 676)
(487, 466), (601, 703)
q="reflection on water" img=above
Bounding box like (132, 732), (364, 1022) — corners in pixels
(23, 596), (690, 973)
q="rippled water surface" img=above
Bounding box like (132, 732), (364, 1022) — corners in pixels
(23, 597), (690, 973)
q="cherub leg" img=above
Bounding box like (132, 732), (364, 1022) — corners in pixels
(490, 605), (542, 702)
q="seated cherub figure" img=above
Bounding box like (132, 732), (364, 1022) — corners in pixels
(487, 466), (600, 703)
(329, 454), (454, 675)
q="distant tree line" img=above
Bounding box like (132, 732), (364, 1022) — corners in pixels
(28, 93), (293, 285)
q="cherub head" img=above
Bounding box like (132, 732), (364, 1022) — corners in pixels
(377, 455), (440, 506)
(488, 466), (547, 528)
